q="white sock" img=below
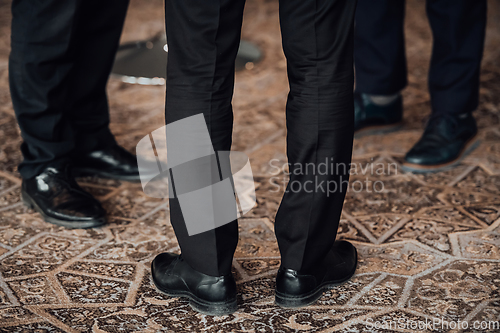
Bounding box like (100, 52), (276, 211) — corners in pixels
(368, 93), (400, 106)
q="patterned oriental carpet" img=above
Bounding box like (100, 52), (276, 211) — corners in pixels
(0, 0), (499, 332)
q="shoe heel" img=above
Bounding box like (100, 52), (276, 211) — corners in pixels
(189, 298), (237, 316)
(275, 290), (324, 308)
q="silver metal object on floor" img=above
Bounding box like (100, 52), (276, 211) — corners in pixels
(111, 35), (262, 86)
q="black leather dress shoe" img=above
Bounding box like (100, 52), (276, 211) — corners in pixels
(72, 145), (141, 182)
(403, 113), (479, 173)
(275, 240), (357, 308)
(151, 253), (237, 316)
(21, 164), (106, 229)
(354, 91), (403, 137)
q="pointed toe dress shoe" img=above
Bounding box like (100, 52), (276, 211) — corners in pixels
(275, 240), (357, 308)
(72, 144), (141, 182)
(21, 164), (106, 229)
(403, 113), (479, 173)
(151, 253), (238, 316)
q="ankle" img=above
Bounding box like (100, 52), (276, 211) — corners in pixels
(367, 92), (401, 106)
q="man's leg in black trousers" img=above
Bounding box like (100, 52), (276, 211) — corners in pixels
(274, 0), (358, 308)
(276, 0), (356, 272)
(402, 1), (486, 172)
(9, 0), (81, 179)
(426, 0), (487, 116)
(354, 0), (407, 95)
(164, 0), (246, 277)
(151, 0), (245, 315)
(64, 1), (143, 181)
(67, 0), (129, 153)
(351, 0), (406, 137)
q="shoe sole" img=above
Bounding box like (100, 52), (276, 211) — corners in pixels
(401, 135), (481, 174)
(151, 275), (237, 316)
(73, 168), (142, 182)
(21, 191), (106, 229)
(354, 122), (403, 139)
(275, 249), (358, 308)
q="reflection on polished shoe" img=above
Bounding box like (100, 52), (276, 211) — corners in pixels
(21, 164), (106, 229)
(354, 91), (403, 137)
(275, 240), (357, 308)
(72, 145), (141, 181)
(403, 112), (479, 173)
(151, 253), (238, 316)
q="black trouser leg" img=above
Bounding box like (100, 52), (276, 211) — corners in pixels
(164, 0), (246, 277)
(354, 0), (407, 95)
(426, 0), (486, 115)
(67, 0), (129, 153)
(10, 0), (80, 179)
(275, 0), (357, 272)
(9, 0), (128, 179)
